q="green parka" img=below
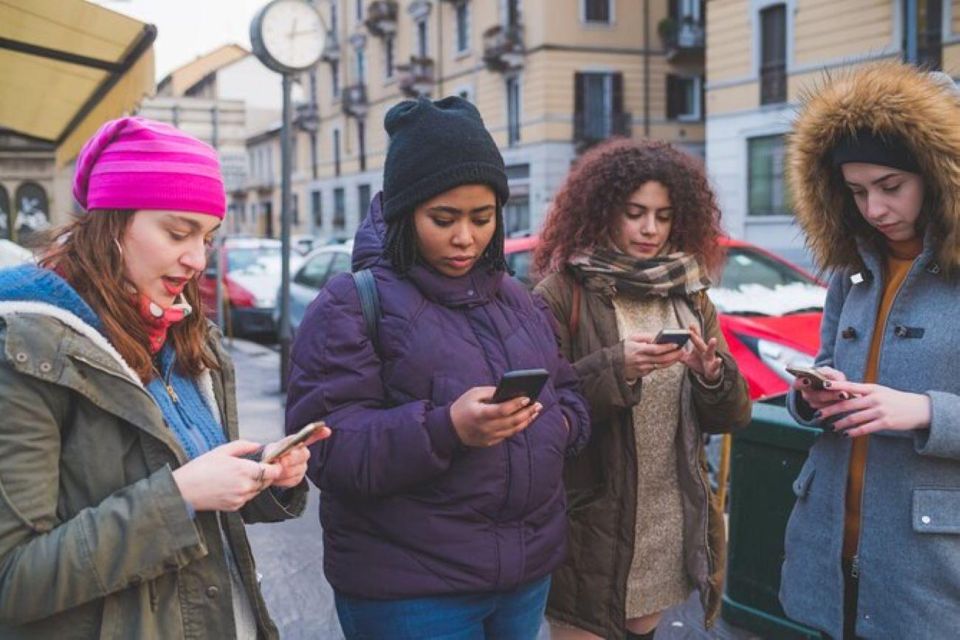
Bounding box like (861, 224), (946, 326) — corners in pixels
(0, 302), (307, 639)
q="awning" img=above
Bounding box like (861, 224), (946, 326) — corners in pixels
(0, 0), (156, 166)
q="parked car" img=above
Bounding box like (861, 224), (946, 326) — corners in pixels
(503, 235), (826, 400)
(199, 238), (302, 338)
(277, 241), (354, 335)
(0, 240), (34, 268)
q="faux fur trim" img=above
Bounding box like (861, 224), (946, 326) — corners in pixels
(195, 369), (222, 427)
(788, 61), (960, 272)
(0, 300), (142, 387)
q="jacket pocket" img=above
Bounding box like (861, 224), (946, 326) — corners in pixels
(792, 462), (816, 500)
(913, 488), (960, 534)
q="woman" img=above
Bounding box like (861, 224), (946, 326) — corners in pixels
(0, 117), (326, 639)
(782, 62), (960, 639)
(285, 96), (590, 639)
(533, 138), (752, 640)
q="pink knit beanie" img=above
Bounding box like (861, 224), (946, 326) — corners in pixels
(72, 117), (226, 218)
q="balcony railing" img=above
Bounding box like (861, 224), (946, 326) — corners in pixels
(573, 111), (632, 149)
(482, 24), (524, 72)
(341, 83), (368, 118)
(760, 63), (786, 105)
(294, 102), (319, 132)
(320, 32), (340, 63)
(397, 56), (435, 97)
(659, 17), (705, 61)
(365, 1), (398, 38)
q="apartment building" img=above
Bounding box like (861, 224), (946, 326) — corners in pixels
(706, 0), (960, 267)
(291, 0), (705, 243)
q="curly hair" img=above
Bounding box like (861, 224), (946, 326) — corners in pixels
(533, 138), (725, 276)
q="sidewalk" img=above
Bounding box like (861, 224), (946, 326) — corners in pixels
(229, 339), (759, 640)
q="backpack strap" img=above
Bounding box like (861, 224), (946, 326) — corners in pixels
(568, 278), (581, 338)
(351, 269), (381, 353)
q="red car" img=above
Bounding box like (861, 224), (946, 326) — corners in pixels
(504, 236), (825, 400)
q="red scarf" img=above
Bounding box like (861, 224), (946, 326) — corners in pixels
(136, 294), (192, 354)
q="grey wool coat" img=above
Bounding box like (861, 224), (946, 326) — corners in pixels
(782, 62), (960, 639)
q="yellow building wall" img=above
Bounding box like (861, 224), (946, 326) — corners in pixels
(793, 0), (894, 66)
(707, 0), (752, 82)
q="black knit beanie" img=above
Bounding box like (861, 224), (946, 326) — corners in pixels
(831, 129), (920, 174)
(381, 96), (510, 222)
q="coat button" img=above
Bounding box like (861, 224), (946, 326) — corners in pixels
(921, 515), (932, 524)
(841, 327), (857, 340)
(894, 325), (908, 338)
(15, 352), (27, 363)
(39, 362), (52, 373)
(206, 586), (219, 599)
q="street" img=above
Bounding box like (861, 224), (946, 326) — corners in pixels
(232, 339), (759, 640)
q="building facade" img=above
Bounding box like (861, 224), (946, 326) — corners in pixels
(706, 0), (960, 268)
(293, 0), (705, 243)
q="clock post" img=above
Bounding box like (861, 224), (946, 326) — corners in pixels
(249, 0), (325, 391)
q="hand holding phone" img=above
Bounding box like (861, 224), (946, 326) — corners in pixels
(785, 365), (830, 391)
(489, 369), (550, 404)
(653, 329), (692, 347)
(263, 421), (326, 464)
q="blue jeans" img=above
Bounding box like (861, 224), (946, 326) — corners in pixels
(334, 576), (551, 640)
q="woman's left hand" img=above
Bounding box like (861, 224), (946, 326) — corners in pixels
(812, 381), (931, 437)
(680, 324), (722, 384)
(261, 427), (331, 489)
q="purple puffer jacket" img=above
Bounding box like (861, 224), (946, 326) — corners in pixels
(286, 193), (590, 599)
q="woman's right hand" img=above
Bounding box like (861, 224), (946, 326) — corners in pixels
(623, 333), (685, 380)
(172, 440), (283, 512)
(449, 386), (542, 447)
(793, 366), (851, 410)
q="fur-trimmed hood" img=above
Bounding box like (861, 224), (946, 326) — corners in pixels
(788, 62), (960, 273)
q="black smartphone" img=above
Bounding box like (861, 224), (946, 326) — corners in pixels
(785, 365), (829, 391)
(489, 369), (550, 404)
(263, 421), (326, 464)
(653, 329), (692, 347)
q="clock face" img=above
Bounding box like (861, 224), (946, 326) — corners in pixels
(257, 0), (325, 72)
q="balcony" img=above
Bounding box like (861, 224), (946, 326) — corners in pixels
(294, 102), (319, 132)
(658, 17), (705, 62)
(397, 56), (435, 97)
(341, 83), (368, 118)
(407, 0), (432, 21)
(482, 24), (525, 72)
(573, 111), (632, 150)
(364, 1), (398, 38)
(320, 31), (340, 64)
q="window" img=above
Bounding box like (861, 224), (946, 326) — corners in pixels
(333, 188), (346, 232)
(355, 0), (363, 21)
(385, 36), (395, 79)
(456, 3), (470, 53)
(905, 0), (943, 69)
(358, 184), (371, 221)
(329, 251), (352, 277)
(506, 76), (521, 147)
(332, 64), (340, 98)
(356, 49), (366, 84)
(333, 129), (341, 177)
(506, 0), (520, 27)
(291, 135), (298, 171)
(583, 0), (611, 23)
(417, 20), (428, 58)
(311, 190), (322, 228)
(292, 193), (300, 226)
(504, 194), (530, 236)
(331, 4), (338, 33)
(666, 74), (702, 121)
(263, 201), (274, 238)
(748, 135), (791, 216)
(358, 120), (367, 171)
(574, 72), (626, 144)
(759, 4), (787, 105)
(295, 252), (334, 289)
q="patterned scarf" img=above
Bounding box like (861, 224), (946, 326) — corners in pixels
(136, 293), (193, 354)
(567, 247), (711, 298)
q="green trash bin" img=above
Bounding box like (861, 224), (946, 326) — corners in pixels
(721, 395), (823, 639)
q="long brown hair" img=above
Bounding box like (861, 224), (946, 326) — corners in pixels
(534, 138), (725, 276)
(40, 210), (218, 382)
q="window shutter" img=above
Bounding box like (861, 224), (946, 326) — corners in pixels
(612, 72), (624, 114)
(666, 74), (680, 120)
(574, 72), (586, 138)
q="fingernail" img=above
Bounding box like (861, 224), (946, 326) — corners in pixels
(814, 410), (823, 419)
(534, 403), (543, 412)
(521, 397), (531, 407)
(823, 381), (832, 388)
(841, 431), (850, 438)
(839, 392), (850, 400)
(801, 378), (810, 386)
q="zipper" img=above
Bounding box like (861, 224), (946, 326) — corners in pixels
(850, 554), (860, 579)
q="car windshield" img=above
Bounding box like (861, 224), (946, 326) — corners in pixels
(710, 246), (826, 316)
(226, 246), (282, 273)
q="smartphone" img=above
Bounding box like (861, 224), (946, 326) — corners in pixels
(785, 365), (829, 391)
(263, 421), (326, 464)
(653, 329), (692, 347)
(489, 369), (550, 404)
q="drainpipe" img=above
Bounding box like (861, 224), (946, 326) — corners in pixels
(904, 0), (917, 64)
(643, 0), (651, 137)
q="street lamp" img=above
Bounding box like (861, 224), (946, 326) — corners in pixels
(250, 0), (325, 390)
